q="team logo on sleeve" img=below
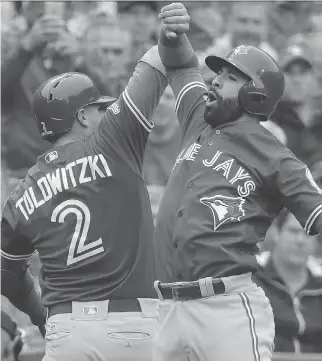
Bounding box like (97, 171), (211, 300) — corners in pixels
(108, 102), (120, 115)
(200, 195), (246, 231)
(45, 151), (58, 163)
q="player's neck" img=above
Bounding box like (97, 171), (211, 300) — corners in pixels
(52, 133), (85, 148)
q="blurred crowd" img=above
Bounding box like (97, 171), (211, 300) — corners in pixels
(1, 1), (322, 358)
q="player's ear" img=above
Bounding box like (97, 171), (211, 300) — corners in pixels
(75, 108), (89, 128)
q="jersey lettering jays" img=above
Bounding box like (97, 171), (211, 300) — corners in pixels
(1, 47), (168, 306)
(174, 144), (256, 198)
(154, 67), (322, 283)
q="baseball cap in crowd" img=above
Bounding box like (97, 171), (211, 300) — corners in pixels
(117, 1), (158, 13)
(279, 44), (313, 71)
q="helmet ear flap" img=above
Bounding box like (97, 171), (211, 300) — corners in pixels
(239, 82), (269, 119)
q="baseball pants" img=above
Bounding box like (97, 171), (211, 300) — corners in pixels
(42, 298), (159, 361)
(153, 273), (275, 361)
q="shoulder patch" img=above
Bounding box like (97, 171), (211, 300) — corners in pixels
(108, 102), (120, 115)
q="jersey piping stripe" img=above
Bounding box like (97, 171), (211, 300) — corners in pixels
(239, 293), (260, 361)
(0, 249), (37, 260)
(304, 203), (322, 234)
(123, 88), (154, 132)
(175, 81), (208, 113)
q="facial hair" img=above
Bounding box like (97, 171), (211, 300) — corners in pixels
(204, 93), (244, 128)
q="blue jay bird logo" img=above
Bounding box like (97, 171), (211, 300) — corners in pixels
(200, 195), (246, 231)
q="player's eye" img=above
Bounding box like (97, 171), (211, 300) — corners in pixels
(229, 76), (237, 81)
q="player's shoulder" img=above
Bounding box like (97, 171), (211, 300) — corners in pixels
(253, 120), (292, 157)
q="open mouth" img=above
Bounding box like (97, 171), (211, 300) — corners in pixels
(205, 90), (217, 106)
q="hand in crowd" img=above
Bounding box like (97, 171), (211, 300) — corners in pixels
(158, 2), (190, 40)
(22, 15), (66, 52)
(47, 30), (80, 58)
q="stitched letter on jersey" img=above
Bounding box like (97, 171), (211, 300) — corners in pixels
(200, 195), (246, 231)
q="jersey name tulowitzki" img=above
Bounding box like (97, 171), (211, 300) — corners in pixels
(15, 154), (112, 221)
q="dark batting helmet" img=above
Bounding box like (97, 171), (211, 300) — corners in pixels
(33, 72), (117, 142)
(205, 45), (285, 120)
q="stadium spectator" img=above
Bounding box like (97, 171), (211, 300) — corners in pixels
(76, 16), (131, 97)
(254, 209), (322, 354)
(1, 311), (24, 361)
(118, 1), (158, 73)
(270, 44), (322, 167)
(67, 1), (100, 38)
(1, 1), (77, 193)
(198, 1), (278, 64)
(185, 2), (223, 52)
(144, 86), (180, 224)
(143, 86), (180, 187)
(268, 1), (316, 53)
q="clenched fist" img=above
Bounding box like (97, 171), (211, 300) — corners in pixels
(158, 3), (190, 40)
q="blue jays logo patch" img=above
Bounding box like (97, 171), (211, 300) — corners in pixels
(200, 195), (245, 231)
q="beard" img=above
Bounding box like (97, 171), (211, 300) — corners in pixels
(204, 93), (244, 128)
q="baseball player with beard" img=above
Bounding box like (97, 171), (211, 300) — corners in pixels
(1, 43), (170, 360)
(152, 3), (322, 361)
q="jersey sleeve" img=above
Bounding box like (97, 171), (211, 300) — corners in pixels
(167, 67), (208, 142)
(273, 154), (322, 235)
(93, 46), (168, 174)
(1, 201), (35, 261)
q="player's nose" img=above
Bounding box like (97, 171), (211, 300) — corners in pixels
(212, 76), (223, 90)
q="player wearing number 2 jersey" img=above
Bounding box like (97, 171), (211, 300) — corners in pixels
(1, 46), (168, 361)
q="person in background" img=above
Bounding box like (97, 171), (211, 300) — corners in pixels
(143, 86), (180, 187)
(1, 1), (77, 194)
(184, 2), (224, 53)
(254, 209), (322, 354)
(1, 311), (24, 361)
(118, 1), (158, 73)
(198, 1), (278, 64)
(76, 16), (131, 97)
(268, 1), (315, 54)
(270, 44), (322, 168)
(144, 86), (181, 224)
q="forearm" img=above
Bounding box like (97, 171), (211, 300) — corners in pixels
(1, 45), (34, 102)
(158, 31), (199, 70)
(2, 266), (46, 327)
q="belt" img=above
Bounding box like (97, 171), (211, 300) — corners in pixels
(156, 279), (225, 301)
(48, 298), (141, 318)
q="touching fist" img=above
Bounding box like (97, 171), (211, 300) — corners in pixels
(158, 3), (190, 40)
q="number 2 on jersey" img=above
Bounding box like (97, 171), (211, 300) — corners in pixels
(51, 200), (104, 265)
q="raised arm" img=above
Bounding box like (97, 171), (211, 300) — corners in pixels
(93, 46), (168, 174)
(158, 3), (208, 140)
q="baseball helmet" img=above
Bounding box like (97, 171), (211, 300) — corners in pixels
(33, 72), (117, 142)
(205, 45), (285, 120)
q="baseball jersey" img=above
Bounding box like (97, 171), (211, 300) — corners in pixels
(154, 67), (322, 282)
(1, 47), (168, 307)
